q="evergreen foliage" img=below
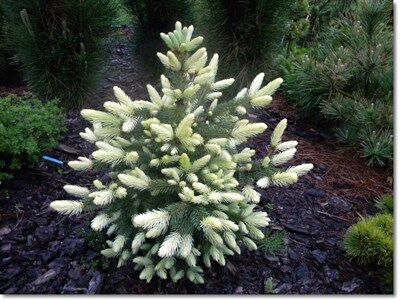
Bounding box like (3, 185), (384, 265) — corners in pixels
(127, 0), (191, 38)
(50, 22), (313, 284)
(375, 194), (393, 215)
(305, 0), (358, 43)
(344, 194), (393, 292)
(126, 0), (191, 73)
(0, 94), (65, 181)
(283, 0), (393, 166)
(344, 214), (393, 266)
(0, 0), (121, 108)
(193, 0), (294, 86)
(0, 9), (21, 85)
(282, 0), (310, 54)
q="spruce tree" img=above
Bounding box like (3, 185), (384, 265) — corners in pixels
(50, 22), (313, 284)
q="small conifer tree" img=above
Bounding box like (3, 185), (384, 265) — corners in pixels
(50, 22), (313, 284)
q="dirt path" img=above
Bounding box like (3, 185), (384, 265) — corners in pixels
(0, 28), (392, 294)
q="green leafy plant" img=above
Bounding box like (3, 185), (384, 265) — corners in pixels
(258, 230), (286, 255)
(77, 226), (112, 271)
(264, 277), (275, 294)
(193, 0), (294, 86)
(0, 94), (65, 181)
(344, 194), (393, 293)
(50, 22), (313, 284)
(0, 0), (121, 108)
(284, 0), (393, 166)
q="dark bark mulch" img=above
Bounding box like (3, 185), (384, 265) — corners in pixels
(0, 29), (392, 294)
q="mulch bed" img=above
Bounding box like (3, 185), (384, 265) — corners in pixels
(0, 29), (392, 294)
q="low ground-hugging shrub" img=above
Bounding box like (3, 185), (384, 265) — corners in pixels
(0, 94), (65, 181)
(0, 0), (121, 108)
(50, 22), (313, 284)
(344, 194), (393, 293)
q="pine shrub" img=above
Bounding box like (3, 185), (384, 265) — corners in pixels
(50, 22), (313, 284)
(282, 0), (310, 54)
(305, 0), (358, 44)
(127, 0), (191, 39)
(0, 9), (21, 85)
(193, 0), (294, 86)
(126, 0), (191, 73)
(344, 194), (393, 292)
(0, 94), (65, 181)
(283, 0), (393, 166)
(0, 0), (121, 108)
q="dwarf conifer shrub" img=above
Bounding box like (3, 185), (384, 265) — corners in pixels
(0, 0), (121, 108)
(344, 194), (393, 292)
(50, 22), (313, 284)
(344, 214), (393, 266)
(0, 94), (64, 181)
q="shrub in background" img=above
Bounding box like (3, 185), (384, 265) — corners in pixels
(0, 9), (21, 85)
(305, 0), (358, 44)
(0, 0), (121, 108)
(344, 194), (393, 293)
(283, 0), (393, 166)
(50, 22), (313, 283)
(282, 0), (310, 55)
(193, 0), (294, 86)
(278, 0), (357, 83)
(125, 0), (191, 74)
(127, 0), (191, 39)
(0, 94), (65, 181)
